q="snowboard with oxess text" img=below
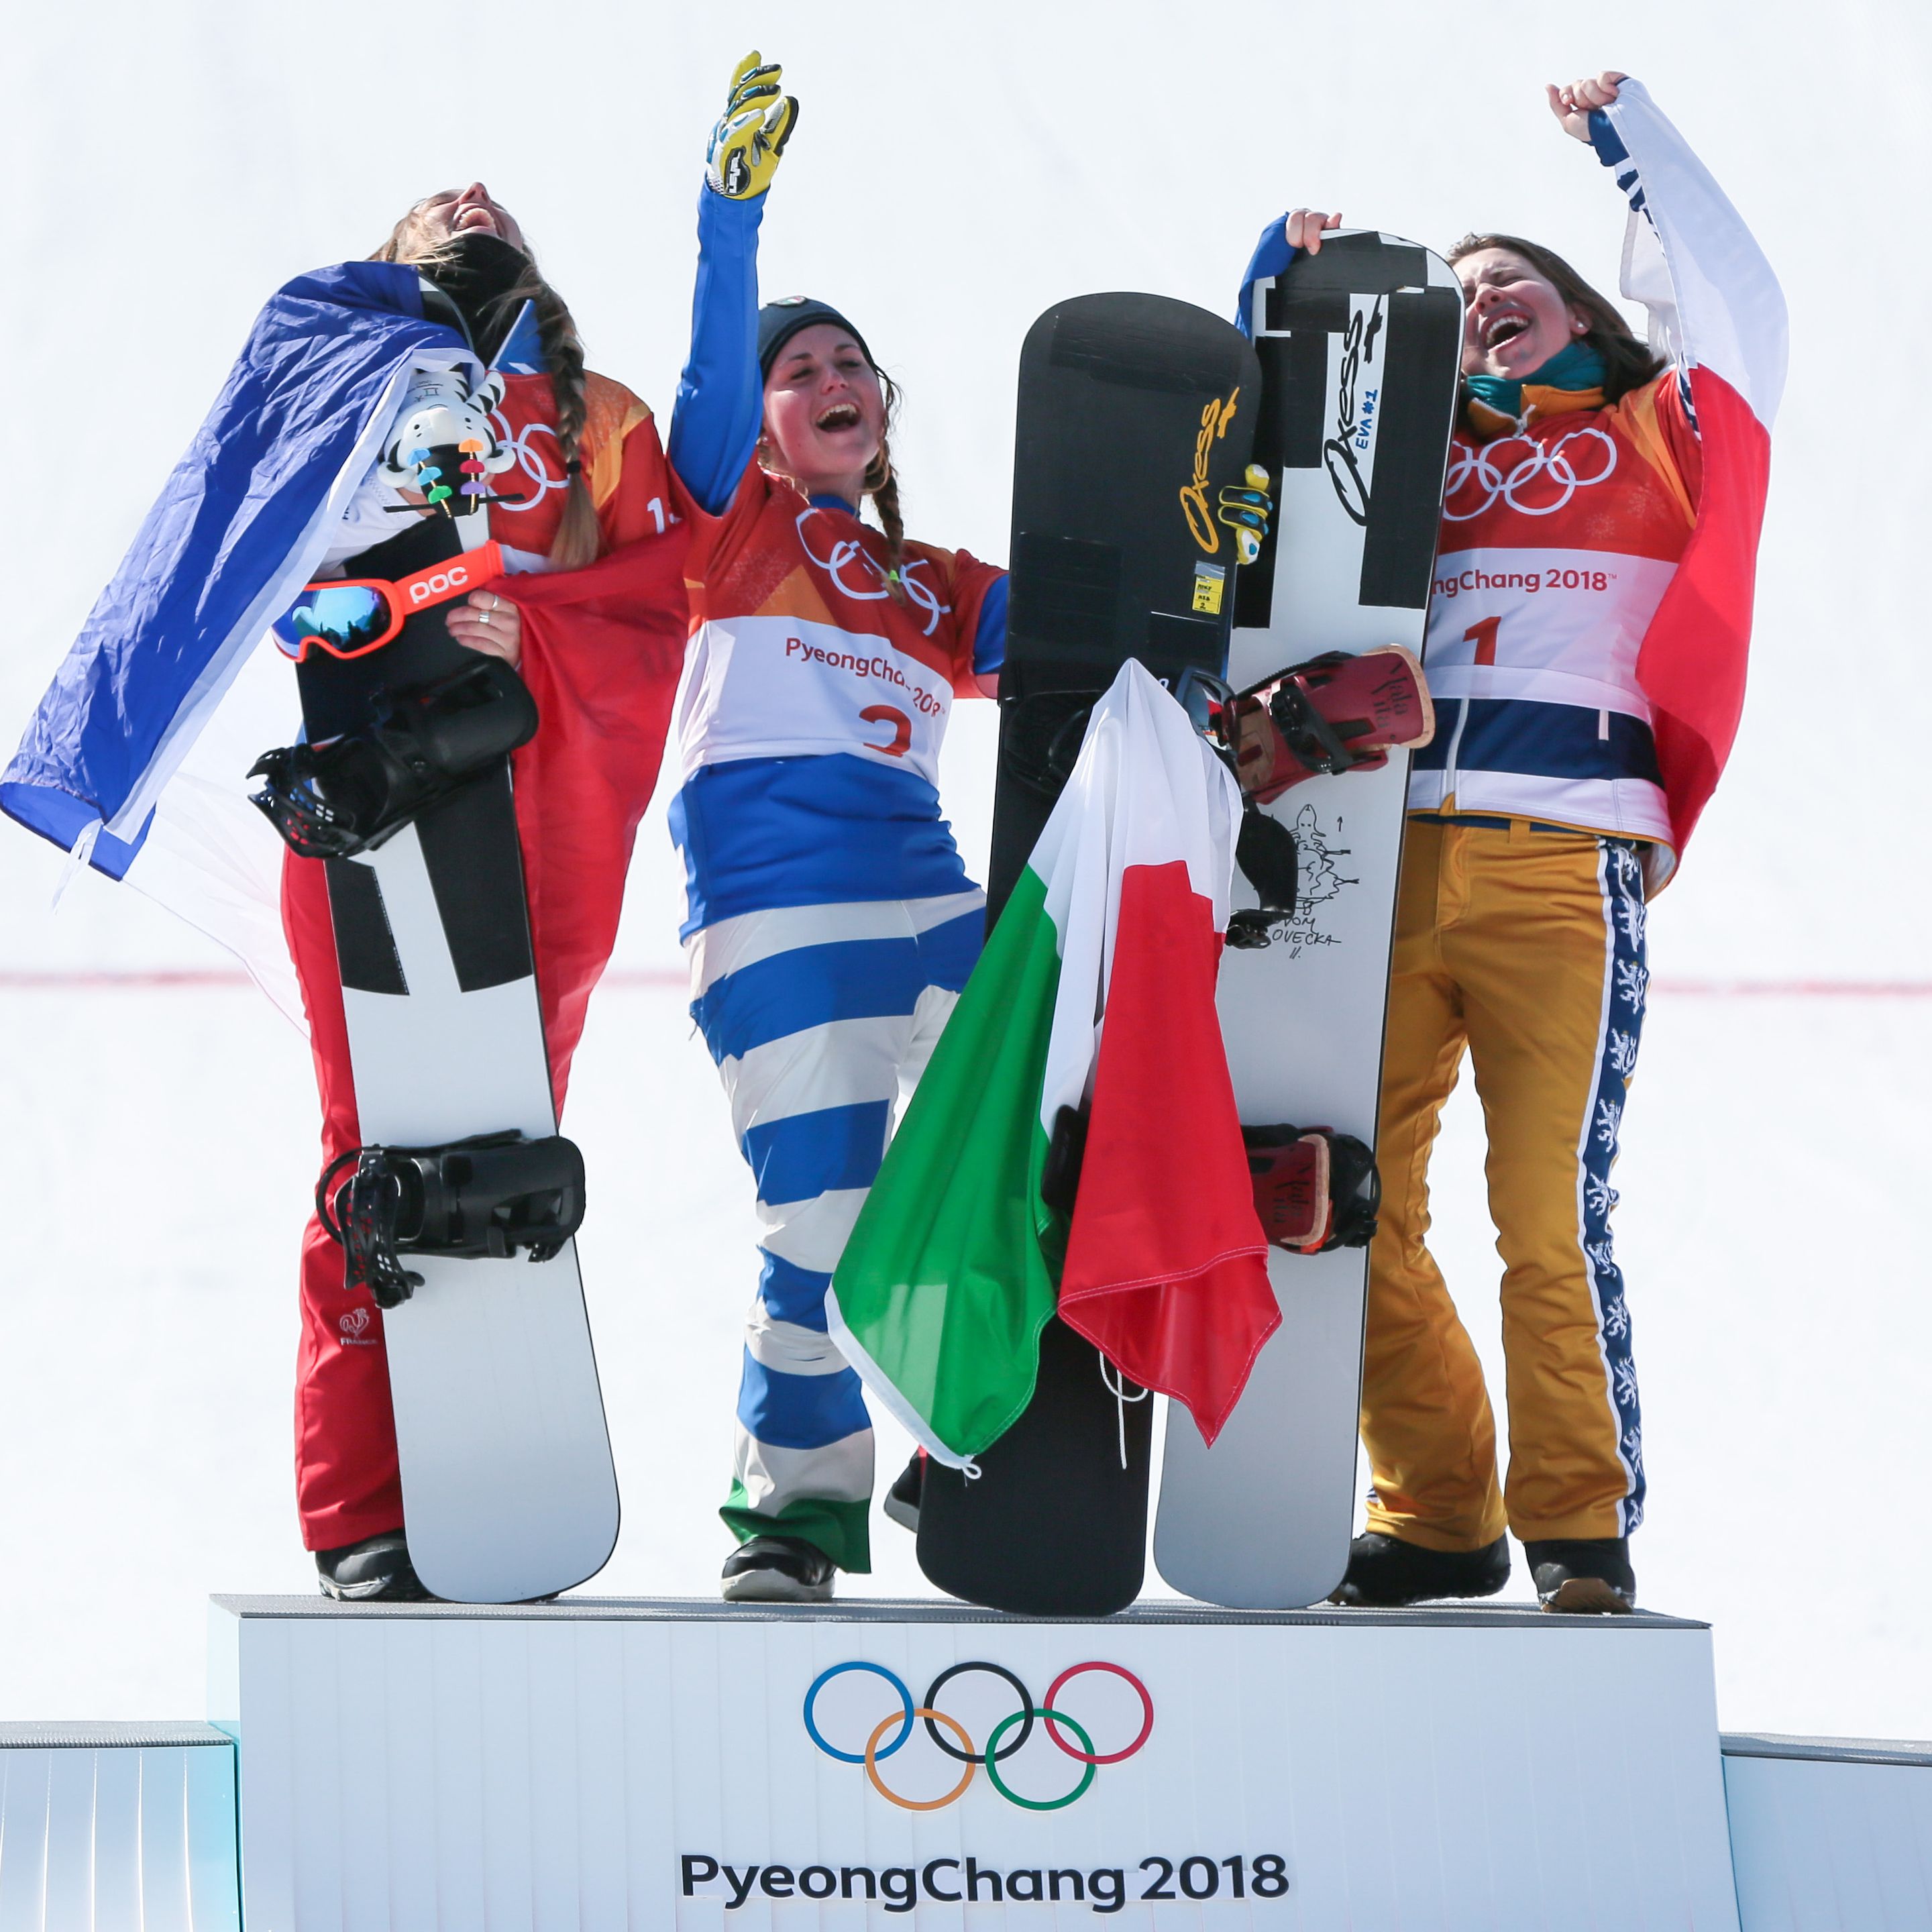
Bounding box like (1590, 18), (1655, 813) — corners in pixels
(915, 290), (1260, 1617)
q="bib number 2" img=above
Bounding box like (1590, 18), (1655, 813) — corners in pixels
(859, 704), (912, 757)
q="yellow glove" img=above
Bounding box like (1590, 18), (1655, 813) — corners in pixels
(1218, 464), (1273, 566)
(705, 51), (800, 199)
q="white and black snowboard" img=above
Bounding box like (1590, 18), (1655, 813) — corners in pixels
(1154, 232), (1462, 1609)
(278, 474), (619, 1606)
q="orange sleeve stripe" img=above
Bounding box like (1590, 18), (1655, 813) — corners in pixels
(1611, 380), (1697, 530)
(582, 372), (656, 510)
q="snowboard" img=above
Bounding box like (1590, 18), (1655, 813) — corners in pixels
(916, 291), (1260, 1616)
(1153, 231), (1462, 1608)
(289, 500), (620, 1606)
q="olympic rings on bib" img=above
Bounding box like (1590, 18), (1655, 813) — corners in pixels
(802, 1658), (1153, 1811)
(793, 504), (947, 634)
(1442, 427), (1618, 521)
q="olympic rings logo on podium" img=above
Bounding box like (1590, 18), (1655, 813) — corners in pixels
(803, 1660), (1155, 1811)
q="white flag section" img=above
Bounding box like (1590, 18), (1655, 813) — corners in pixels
(1032, 659), (1243, 1150)
(1607, 78), (1787, 423)
(123, 639), (308, 1029)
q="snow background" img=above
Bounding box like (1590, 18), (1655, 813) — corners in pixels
(1, 0), (1926, 1736)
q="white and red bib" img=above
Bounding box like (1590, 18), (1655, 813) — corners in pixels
(674, 469), (1000, 790)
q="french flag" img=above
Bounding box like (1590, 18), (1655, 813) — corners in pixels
(1597, 80), (1788, 862)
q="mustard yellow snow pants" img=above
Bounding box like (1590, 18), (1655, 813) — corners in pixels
(1362, 816), (1648, 1552)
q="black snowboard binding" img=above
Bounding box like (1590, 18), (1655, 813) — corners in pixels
(1226, 807), (1302, 949)
(250, 653), (539, 860)
(1244, 1124), (1380, 1253)
(998, 689), (1102, 800)
(1040, 1100), (1091, 1218)
(317, 1130), (587, 1309)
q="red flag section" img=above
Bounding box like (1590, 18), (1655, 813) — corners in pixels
(488, 528), (692, 1102)
(1636, 367), (1772, 859)
(1058, 859), (1275, 1444)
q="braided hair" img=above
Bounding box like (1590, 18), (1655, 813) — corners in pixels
(861, 372), (906, 601)
(372, 207), (602, 572)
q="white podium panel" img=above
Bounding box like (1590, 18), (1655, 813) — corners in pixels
(0, 1722), (239, 1931)
(1723, 1733), (1932, 1929)
(212, 1595), (1739, 1930)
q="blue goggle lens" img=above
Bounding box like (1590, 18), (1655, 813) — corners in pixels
(271, 585), (387, 655)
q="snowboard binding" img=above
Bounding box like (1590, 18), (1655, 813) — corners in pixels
(1226, 808), (1301, 950)
(1244, 1124), (1380, 1254)
(999, 690), (1101, 800)
(1040, 1102), (1090, 1218)
(317, 1130), (588, 1310)
(250, 654), (539, 860)
(1227, 646), (1434, 805)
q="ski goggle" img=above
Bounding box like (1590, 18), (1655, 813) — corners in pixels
(270, 543), (504, 662)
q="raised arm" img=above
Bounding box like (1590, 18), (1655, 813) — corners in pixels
(1557, 71), (1787, 428)
(665, 52), (799, 515)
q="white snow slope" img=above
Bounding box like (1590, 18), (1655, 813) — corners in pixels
(1, 1), (1926, 1737)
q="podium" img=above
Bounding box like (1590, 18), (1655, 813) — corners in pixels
(1721, 1732), (1932, 1929)
(210, 1593), (1740, 1929)
(0, 1721), (239, 1930)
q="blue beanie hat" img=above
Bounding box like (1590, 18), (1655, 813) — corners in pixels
(757, 297), (875, 379)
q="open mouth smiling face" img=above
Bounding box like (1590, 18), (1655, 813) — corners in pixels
(1457, 246), (1581, 380)
(407, 184), (528, 258)
(1481, 309), (1532, 352)
(763, 323), (888, 498)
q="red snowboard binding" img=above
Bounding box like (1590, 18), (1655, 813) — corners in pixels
(1244, 1125), (1381, 1254)
(1227, 646), (1434, 804)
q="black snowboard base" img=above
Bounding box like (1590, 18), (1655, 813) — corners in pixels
(916, 1316), (1155, 1616)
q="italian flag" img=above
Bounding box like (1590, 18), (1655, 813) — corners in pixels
(827, 660), (1275, 1466)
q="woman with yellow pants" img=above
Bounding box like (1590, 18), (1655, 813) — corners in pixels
(1245, 71), (1784, 1611)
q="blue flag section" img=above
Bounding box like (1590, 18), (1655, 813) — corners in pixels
(1, 261), (476, 876)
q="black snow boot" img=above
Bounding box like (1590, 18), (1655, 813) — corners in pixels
(316, 1531), (433, 1603)
(1525, 1538), (1636, 1614)
(721, 1535), (836, 1604)
(1329, 1532), (1511, 1607)
(883, 1452), (924, 1534)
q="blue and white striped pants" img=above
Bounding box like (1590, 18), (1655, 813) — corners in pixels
(686, 890), (984, 1570)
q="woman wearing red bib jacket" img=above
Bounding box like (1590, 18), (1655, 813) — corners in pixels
(661, 56), (1011, 1603)
(1239, 75), (1784, 1613)
(283, 185), (690, 1600)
